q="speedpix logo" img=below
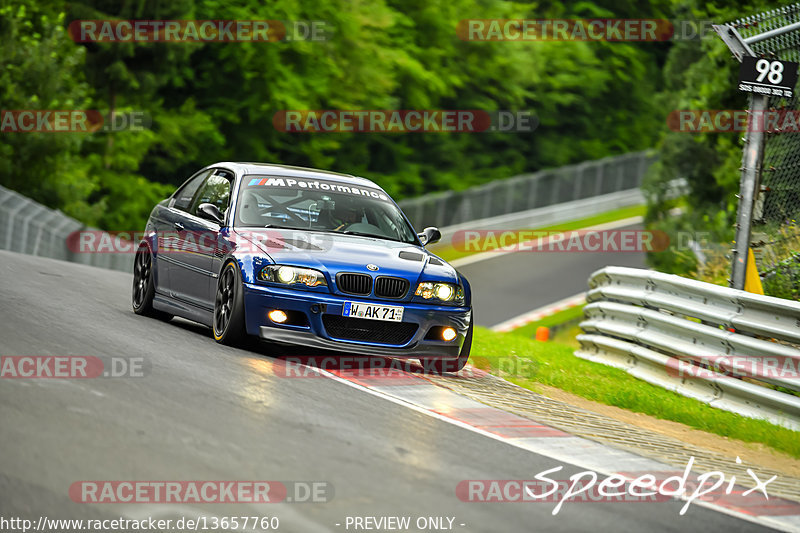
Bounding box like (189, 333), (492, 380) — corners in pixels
(458, 456), (776, 516)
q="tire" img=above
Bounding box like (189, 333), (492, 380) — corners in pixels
(132, 245), (172, 321)
(427, 321), (473, 374)
(213, 261), (247, 345)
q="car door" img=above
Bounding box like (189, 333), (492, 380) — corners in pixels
(169, 169), (233, 309)
(155, 169), (211, 294)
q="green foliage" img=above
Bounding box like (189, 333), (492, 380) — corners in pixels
(0, 2), (96, 221)
(0, 0), (194, 229)
(763, 257), (800, 301)
(643, 0), (781, 279)
(1, 0), (745, 233)
(646, 205), (735, 277)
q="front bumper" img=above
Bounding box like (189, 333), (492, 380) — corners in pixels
(243, 282), (471, 360)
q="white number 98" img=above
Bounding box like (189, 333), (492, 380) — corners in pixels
(756, 59), (784, 85)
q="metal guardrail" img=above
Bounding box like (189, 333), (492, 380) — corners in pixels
(0, 184), (132, 272)
(399, 151), (656, 231)
(576, 266), (800, 430)
(435, 189), (645, 250)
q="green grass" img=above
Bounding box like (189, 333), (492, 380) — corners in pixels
(431, 204), (646, 263)
(470, 326), (800, 458)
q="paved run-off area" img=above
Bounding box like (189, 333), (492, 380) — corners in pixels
(0, 250), (794, 532)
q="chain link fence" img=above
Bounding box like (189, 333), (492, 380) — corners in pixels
(732, 6), (800, 298)
(398, 151), (655, 230)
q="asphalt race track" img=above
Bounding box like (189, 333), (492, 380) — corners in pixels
(0, 250), (770, 532)
(457, 224), (647, 328)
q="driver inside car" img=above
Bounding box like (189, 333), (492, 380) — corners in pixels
(332, 203), (363, 231)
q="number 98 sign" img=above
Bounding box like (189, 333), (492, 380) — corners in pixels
(738, 57), (799, 98)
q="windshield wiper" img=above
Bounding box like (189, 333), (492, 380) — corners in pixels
(260, 224), (355, 236)
(342, 230), (404, 243)
(257, 225), (408, 243)
(262, 224), (302, 230)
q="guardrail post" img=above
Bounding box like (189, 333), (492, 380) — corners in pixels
(731, 93), (768, 289)
(713, 24), (769, 290)
(636, 152), (647, 187)
(594, 162), (605, 196)
(527, 172), (541, 208)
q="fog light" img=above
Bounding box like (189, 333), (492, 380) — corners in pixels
(442, 327), (457, 341)
(269, 309), (288, 323)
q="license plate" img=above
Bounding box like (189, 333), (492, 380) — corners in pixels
(342, 301), (404, 322)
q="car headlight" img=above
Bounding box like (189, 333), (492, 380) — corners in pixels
(258, 265), (327, 287)
(415, 282), (464, 304)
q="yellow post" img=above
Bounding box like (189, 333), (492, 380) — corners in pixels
(744, 248), (764, 295)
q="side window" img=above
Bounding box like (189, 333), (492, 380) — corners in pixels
(190, 173), (232, 218)
(173, 170), (211, 212)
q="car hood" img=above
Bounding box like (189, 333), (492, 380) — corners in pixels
(234, 228), (458, 284)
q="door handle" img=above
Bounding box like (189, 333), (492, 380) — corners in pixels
(174, 222), (185, 231)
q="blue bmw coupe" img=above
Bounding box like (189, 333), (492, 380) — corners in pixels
(132, 163), (473, 372)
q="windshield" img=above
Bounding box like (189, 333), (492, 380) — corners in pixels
(234, 175), (418, 244)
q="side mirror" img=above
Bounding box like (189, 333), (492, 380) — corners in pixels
(418, 226), (442, 246)
(198, 203), (224, 225)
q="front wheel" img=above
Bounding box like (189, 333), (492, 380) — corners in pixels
(132, 245), (172, 321)
(213, 261), (247, 345)
(427, 322), (473, 374)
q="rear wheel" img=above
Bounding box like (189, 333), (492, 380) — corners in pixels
(427, 322), (473, 374)
(213, 261), (247, 345)
(132, 245), (172, 321)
